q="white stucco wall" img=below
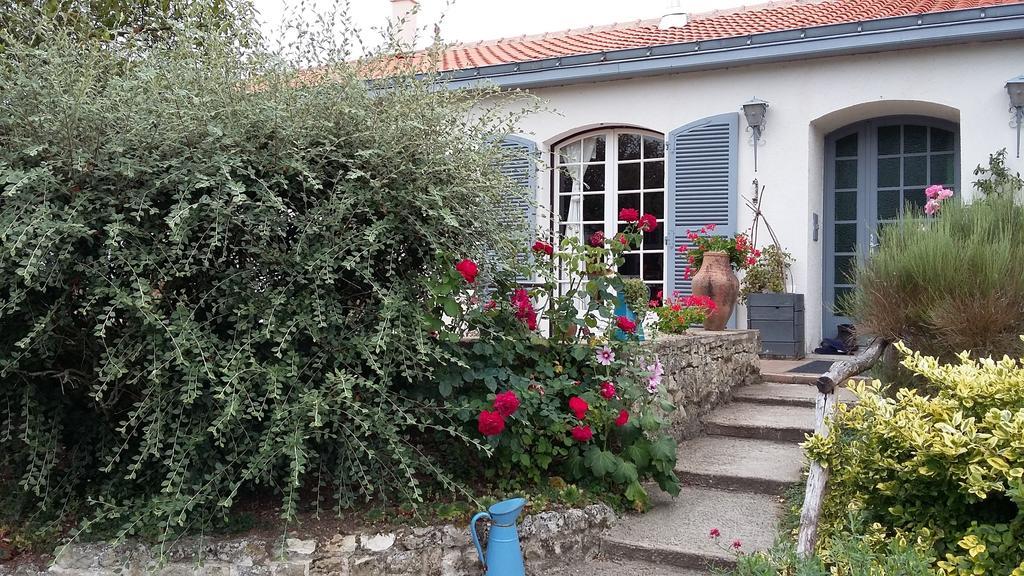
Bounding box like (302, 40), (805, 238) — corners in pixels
(500, 39), (1024, 351)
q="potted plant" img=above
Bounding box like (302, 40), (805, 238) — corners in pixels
(680, 225), (755, 330)
(617, 277), (649, 340)
(741, 244), (804, 359)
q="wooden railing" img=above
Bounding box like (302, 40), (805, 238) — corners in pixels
(795, 338), (889, 557)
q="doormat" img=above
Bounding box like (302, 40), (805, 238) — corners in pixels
(785, 360), (836, 374)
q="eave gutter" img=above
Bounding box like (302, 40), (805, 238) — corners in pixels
(435, 4), (1024, 90)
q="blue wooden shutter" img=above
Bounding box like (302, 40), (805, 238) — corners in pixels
(665, 113), (739, 296)
(498, 136), (538, 279)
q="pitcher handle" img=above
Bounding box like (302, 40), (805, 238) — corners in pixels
(469, 511), (491, 572)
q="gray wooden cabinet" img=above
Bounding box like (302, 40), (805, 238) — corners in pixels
(747, 293), (805, 359)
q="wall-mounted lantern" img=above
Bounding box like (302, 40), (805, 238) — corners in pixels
(1007, 75), (1024, 158)
(742, 97), (769, 171)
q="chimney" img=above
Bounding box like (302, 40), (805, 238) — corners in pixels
(391, 0), (418, 47)
(659, 0), (689, 29)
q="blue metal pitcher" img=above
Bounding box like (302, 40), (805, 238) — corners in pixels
(469, 497), (527, 576)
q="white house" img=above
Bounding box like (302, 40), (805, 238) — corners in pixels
(397, 0), (1024, 352)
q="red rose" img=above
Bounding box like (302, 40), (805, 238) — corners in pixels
(599, 381), (616, 399)
(637, 213), (658, 232)
(615, 409), (629, 427)
(510, 288), (538, 331)
(618, 208), (640, 222)
(589, 230), (605, 247)
(570, 425), (593, 442)
(455, 259), (478, 283)
(532, 240), (554, 255)
(568, 396), (589, 420)
(477, 410), (505, 437)
(616, 316), (637, 334)
(615, 234), (629, 246)
(484, 300), (497, 311)
(493, 390), (520, 418)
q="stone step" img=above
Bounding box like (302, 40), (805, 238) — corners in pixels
(734, 381), (857, 408)
(703, 403), (814, 443)
(601, 486), (783, 571)
(545, 558), (707, 576)
(675, 436), (805, 495)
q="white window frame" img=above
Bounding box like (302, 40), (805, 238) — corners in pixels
(553, 128), (666, 298)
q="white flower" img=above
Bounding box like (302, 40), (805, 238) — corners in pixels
(596, 346), (615, 366)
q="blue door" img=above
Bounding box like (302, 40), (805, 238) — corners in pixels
(822, 117), (959, 340)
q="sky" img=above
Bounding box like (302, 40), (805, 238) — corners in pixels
(252, 0), (753, 50)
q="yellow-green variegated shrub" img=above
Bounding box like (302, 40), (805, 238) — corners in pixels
(804, 341), (1024, 575)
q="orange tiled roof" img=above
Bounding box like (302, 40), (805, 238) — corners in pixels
(428, 0), (1024, 72)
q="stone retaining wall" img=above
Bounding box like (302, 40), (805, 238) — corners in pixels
(643, 329), (761, 440)
(4, 504), (614, 576)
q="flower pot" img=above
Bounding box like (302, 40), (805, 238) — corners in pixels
(691, 251), (739, 331)
(614, 293), (644, 341)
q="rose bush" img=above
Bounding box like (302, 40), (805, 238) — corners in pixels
(430, 213), (680, 509)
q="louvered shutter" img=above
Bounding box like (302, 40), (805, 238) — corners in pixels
(498, 136), (538, 280)
(665, 113), (739, 297)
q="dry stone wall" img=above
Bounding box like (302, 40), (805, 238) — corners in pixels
(2, 505), (614, 576)
(644, 329), (761, 440)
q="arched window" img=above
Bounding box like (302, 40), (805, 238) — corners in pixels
(554, 129), (666, 298)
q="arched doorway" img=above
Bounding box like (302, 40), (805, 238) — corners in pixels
(822, 116), (960, 340)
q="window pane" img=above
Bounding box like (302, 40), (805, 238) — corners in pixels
(931, 153), (955, 185)
(558, 140), (581, 164)
(877, 126), (900, 155)
(618, 162), (640, 191)
(905, 188), (926, 212)
(834, 287), (853, 315)
(643, 225), (664, 248)
(583, 223), (603, 240)
(904, 125), (927, 153)
(903, 156), (927, 186)
(877, 157), (900, 188)
(877, 189), (900, 220)
(643, 136), (665, 159)
(931, 128), (954, 152)
(644, 191), (664, 219)
(835, 190), (857, 221)
(834, 223), (857, 252)
(582, 194), (604, 220)
(559, 196), (572, 221)
(836, 133), (858, 157)
(647, 283), (662, 301)
(835, 159), (857, 189)
(618, 193), (640, 213)
(618, 253), (641, 276)
(584, 135), (605, 162)
(835, 255), (856, 283)
(559, 166), (577, 193)
(583, 164), (605, 192)
(643, 160), (664, 190)
(643, 253), (664, 280)
(618, 133), (641, 160)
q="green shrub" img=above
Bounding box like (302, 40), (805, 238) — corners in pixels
(803, 342), (1024, 575)
(740, 244), (792, 299)
(849, 154), (1024, 359)
(622, 277), (649, 316)
(0, 7), (536, 543)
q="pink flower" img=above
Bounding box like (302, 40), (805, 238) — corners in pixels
(599, 381), (616, 399)
(619, 208), (640, 223)
(648, 299), (659, 308)
(706, 223), (717, 232)
(709, 528), (721, 539)
(568, 396), (589, 420)
(925, 184), (953, 200)
(589, 230), (605, 246)
(924, 198), (941, 216)
(571, 425), (593, 442)
(596, 346), (615, 366)
(646, 359), (664, 394)
(615, 410), (629, 427)
(510, 289), (538, 330)
(731, 539), (742, 550)
(455, 259), (478, 283)
(616, 316), (637, 334)
(493, 391), (520, 418)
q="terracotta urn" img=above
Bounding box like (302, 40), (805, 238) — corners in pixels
(691, 251), (739, 331)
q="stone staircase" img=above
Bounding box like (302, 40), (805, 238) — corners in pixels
(576, 374), (855, 575)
